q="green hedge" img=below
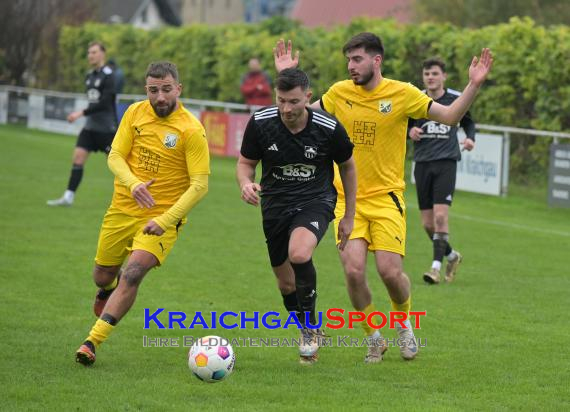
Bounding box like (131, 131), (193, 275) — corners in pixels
(58, 17), (570, 183)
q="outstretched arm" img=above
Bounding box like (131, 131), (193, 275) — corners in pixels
(273, 38), (300, 72)
(428, 48), (493, 125)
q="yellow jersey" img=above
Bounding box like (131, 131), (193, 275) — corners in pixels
(322, 78), (432, 199)
(110, 100), (210, 217)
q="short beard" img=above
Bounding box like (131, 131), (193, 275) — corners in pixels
(353, 70), (374, 86)
(151, 101), (176, 118)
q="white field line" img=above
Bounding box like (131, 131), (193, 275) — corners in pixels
(450, 213), (570, 238)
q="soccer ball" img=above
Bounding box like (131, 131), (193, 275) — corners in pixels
(188, 336), (235, 383)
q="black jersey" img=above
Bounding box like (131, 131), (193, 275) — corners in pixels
(410, 88), (476, 162)
(241, 106), (354, 218)
(83, 65), (117, 133)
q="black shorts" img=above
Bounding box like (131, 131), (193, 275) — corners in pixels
(414, 159), (457, 210)
(76, 129), (115, 154)
(262, 201), (335, 267)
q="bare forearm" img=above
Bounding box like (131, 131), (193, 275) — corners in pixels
(338, 159), (356, 217)
(236, 162), (256, 189)
(429, 82), (480, 125)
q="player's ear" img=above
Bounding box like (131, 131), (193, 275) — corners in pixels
(375, 54), (383, 68)
(306, 90), (313, 102)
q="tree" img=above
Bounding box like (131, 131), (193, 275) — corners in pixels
(0, 0), (96, 86)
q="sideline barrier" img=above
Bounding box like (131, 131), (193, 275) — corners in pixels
(2, 85), (570, 203)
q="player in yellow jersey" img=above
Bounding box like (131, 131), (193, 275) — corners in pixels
(75, 62), (210, 366)
(274, 33), (492, 363)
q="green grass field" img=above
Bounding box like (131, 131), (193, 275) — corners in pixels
(1, 124), (569, 411)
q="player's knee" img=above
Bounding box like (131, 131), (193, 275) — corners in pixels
(344, 262), (366, 285)
(434, 213), (447, 229)
(93, 277), (111, 288)
(379, 266), (403, 285)
(288, 248), (312, 265)
(93, 265), (119, 287)
(72, 150), (88, 165)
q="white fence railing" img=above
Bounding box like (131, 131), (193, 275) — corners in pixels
(2, 85), (570, 200)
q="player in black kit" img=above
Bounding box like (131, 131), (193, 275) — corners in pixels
(408, 57), (476, 284)
(236, 68), (357, 365)
(47, 41), (117, 207)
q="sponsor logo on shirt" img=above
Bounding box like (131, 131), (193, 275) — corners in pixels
(273, 164), (316, 181)
(420, 121), (452, 138)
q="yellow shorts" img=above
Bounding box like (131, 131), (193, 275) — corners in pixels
(94, 206), (185, 266)
(334, 191), (406, 255)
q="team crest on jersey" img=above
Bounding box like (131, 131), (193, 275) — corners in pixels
(304, 146), (317, 159)
(163, 133), (178, 148)
(94, 78), (101, 88)
(379, 100), (392, 114)
(87, 88), (100, 102)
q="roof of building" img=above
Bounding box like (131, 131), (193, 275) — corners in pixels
(98, 0), (181, 26)
(290, 0), (413, 27)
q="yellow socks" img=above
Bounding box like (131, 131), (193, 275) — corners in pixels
(391, 295), (411, 320)
(85, 319), (115, 348)
(361, 303), (382, 336)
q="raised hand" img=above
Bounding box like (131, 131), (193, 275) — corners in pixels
(273, 39), (300, 73)
(468, 48), (493, 87)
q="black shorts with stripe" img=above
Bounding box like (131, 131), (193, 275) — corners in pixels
(262, 201), (334, 267)
(414, 159), (457, 210)
(76, 129), (115, 154)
